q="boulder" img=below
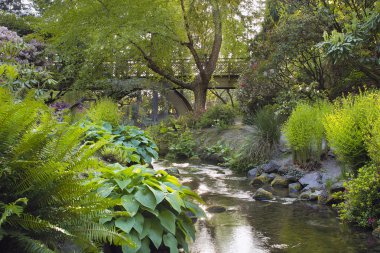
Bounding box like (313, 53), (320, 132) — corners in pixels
(299, 190), (323, 201)
(299, 172), (323, 191)
(189, 155), (202, 164)
(325, 195), (343, 206)
(253, 188), (273, 201)
(262, 161), (280, 174)
(165, 168), (180, 176)
(271, 175), (290, 188)
(247, 167), (259, 180)
(268, 173), (280, 181)
(288, 182), (302, 194)
(206, 206), (226, 213)
(330, 181), (345, 193)
(251, 173), (271, 186)
(373, 227), (380, 238)
(285, 174), (299, 183)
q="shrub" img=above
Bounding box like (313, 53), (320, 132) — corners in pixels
(168, 129), (197, 160)
(87, 98), (121, 126)
(337, 164), (380, 228)
(91, 164), (204, 253)
(85, 122), (159, 166)
(229, 106), (281, 173)
(324, 92), (380, 171)
(0, 89), (130, 252)
(283, 101), (331, 165)
(197, 104), (235, 129)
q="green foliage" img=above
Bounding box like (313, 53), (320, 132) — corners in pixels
(89, 164), (204, 253)
(324, 92), (380, 171)
(168, 129), (197, 160)
(337, 164), (380, 228)
(85, 122), (159, 165)
(0, 88), (131, 252)
(229, 106), (281, 172)
(283, 101), (331, 164)
(87, 98), (122, 126)
(197, 104), (236, 129)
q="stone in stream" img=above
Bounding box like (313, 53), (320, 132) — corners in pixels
(288, 182), (302, 194)
(253, 188), (273, 201)
(262, 161), (280, 174)
(299, 190), (323, 201)
(325, 195), (343, 206)
(251, 173), (271, 186)
(206, 206), (227, 213)
(373, 227), (380, 238)
(299, 171), (323, 191)
(330, 181), (345, 193)
(271, 175), (290, 188)
(165, 168), (180, 176)
(247, 167), (260, 179)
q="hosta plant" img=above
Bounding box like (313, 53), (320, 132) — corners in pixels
(85, 122), (159, 166)
(90, 164), (205, 253)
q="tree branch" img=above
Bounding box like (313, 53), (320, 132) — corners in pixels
(129, 40), (193, 90)
(180, 0), (207, 80)
(205, 0), (223, 77)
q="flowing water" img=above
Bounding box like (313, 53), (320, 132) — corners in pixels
(154, 161), (380, 253)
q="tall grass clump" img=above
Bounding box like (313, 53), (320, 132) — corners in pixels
(324, 92), (380, 172)
(229, 106), (281, 172)
(283, 101), (331, 165)
(87, 97), (121, 126)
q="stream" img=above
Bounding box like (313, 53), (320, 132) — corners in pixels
(154, 161), (380, 253)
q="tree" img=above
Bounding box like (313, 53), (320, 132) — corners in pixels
(38, 0), (253, 112)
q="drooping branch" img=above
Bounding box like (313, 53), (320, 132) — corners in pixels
(129, 40), (192, 90)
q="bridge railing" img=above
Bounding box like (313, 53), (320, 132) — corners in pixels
(107, 58), (249, 79)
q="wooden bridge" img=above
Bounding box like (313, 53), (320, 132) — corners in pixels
(106, 58), (249, 113)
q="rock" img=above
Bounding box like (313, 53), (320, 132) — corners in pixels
(327, 150), (336, 159)
(288, 182), (302, 194)
(330, 181), (345, 193)
(251, 173), (271, 186)
(206, 206), (226, 213)
(373, 227), (380, 238)
(325, 195), (343, 206)
(185, 211), (198, 223)
(165, 168), (180, 176)
(299, 172), (323, 191)
(216, 170), (226, 174)
(268, 173), (280, 181)
(189, 155), (202, 164)
(271, 175), (290, 188)
(299, 190), (323, 201)
(253, 188), (273, 201)
(247, 167), (259, 180)
(285, 175), (299, 183)
(262, 161), (280, 174)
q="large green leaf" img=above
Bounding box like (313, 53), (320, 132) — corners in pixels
(165, 191), (183, 213)
(121, 195), (140, 216)
(115, 217), (135, 234)
(139, 217), (151, 239)
(134, 187), (157, 210)
(133, 213), (144, 234)
(163, 233), (179, 253)
(158, 209), (176, 234)
(122, 230), (141, 253)
(97, 183), (115, 198)
(148, 186), (165, 205)
(115, 178), (131, 190)
(148, 218), (163, 249)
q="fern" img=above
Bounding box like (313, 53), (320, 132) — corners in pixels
(0, 88), (127, 252)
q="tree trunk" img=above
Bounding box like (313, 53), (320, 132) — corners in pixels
(193, 82), (208, 113)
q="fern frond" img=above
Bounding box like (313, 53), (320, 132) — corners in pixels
(7, 232), (55, 253)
